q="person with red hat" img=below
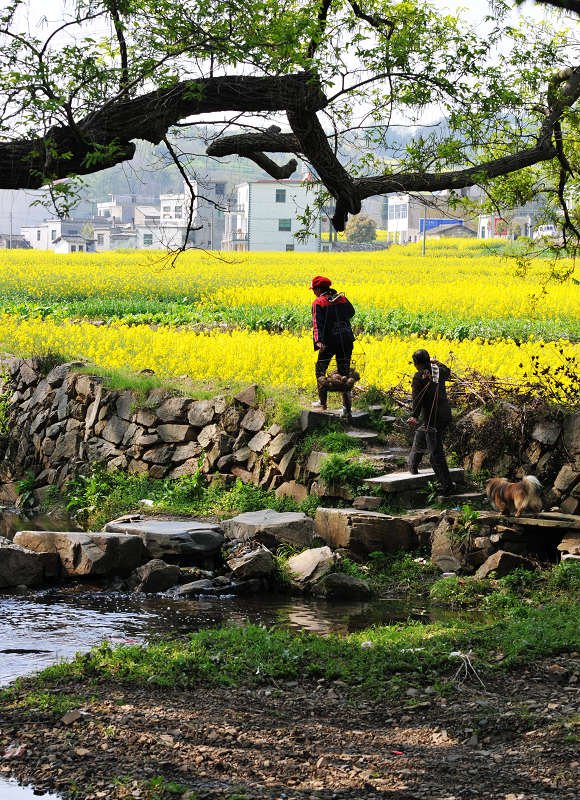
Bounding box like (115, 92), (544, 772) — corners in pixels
(310, 276), (355, 420)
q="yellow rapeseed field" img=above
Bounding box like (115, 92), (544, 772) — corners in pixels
(0, 314), (575, 392)
(0, 241), (577, 322)
(0, 240), (577, 393)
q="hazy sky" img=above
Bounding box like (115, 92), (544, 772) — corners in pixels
(1, 0), (573, 232)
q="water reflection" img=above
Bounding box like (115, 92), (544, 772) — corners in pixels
(0, 508), (81, 541)
(0, 585), (484, 686)
(0, 778), (61, 799)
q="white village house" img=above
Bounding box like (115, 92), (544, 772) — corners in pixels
(222, 179), (322, 251)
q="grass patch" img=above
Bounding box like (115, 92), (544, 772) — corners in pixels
(430, 561), (580, 611)
(318, 453), (381, 489)
(335, 551), (439, 595)
(59, 468), (321, 529)
(23, 598), (580, 694)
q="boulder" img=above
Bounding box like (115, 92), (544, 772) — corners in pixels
(129, 559), (181, 592)
(475, 550), (536, 579)
(287, 546), (335, 586)
(104, 518), (224, 565)
(231, 466), (254, 484)
(532, 419), (561, 446)
(198, 423), (219, 449)
(430, 517), (465, 573)
(557, 535), (580, 557)
(13, 530), (146, 577)
(314, 507), (416, 556)
(157, 424), (193, 443)
(563, 413), (580, 454)
(0, 537), (54, 587)
(560, 496), (579, 515)
(234, 384), (257, 407)
(221, 509), (314, 548)
(172, 579), (213, 596)
(101, 415), (130, 445)
(277, 446), (296, 479)
(553, 464), (580, 493)
(353, 496), (382, 511)
(305, 450), (329, 475)
(313, 572), (372, 599)
(241, 408), (266, 432)
(227, 545), (274, 580)
(188, 399), (215, 427)
(275, 481), (308, 504)
(115, 391), (134, 421)
(156, 396), (190, 423)
(269, 433), (294, 458)
(248, 430), (270, 452)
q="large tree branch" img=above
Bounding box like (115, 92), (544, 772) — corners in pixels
(0, 73), (326, 190)
(206, 65), (580, 229)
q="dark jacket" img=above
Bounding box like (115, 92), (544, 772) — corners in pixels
(411, 361), (452, 429)
(312, 289), (355, 350)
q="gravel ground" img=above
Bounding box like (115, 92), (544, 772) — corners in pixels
(1, 655), (579, 800)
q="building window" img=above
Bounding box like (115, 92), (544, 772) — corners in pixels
(279, 218), (291, 232)
(174, 206), (182, 218)
(215, 182), (226, 195)
(285, 244), (295, 251)
(217, 209), (224, 218)
(143, 233), (153, 246)
(322, 245), (329, 252)
(51, 230), (56, 241)
(276, 189), (286, 203)
(97, 233), (104, 246)
(36, 230), (41, 241)
(70, 245), (76, 252)
(78, 245), (83, 252)
(162, 206), (170, 212)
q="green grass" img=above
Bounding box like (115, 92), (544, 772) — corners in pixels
(20, 597), (579, 694)
(57, 468), (320, 529)
(430, 561), (580, 610)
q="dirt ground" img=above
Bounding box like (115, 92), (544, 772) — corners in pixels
(1, 655), (579, 800)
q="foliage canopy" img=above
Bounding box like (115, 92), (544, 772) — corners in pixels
(1, 1), (580, 236)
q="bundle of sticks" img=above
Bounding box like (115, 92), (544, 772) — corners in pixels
(317, 367), (361, 392)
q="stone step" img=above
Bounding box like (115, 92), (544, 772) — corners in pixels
(300, 408), (369, 431)
(436, 491), (483, 504)
(364, 467), (465, 493)
(508, 514), (580, 531)
(345, 428), (379, 444)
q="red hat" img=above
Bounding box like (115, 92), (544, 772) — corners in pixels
(310, 275), (332, 290)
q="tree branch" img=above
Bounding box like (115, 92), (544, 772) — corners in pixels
(0, 73), (326, 189)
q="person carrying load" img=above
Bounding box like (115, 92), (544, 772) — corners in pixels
(310, 275), (356, 421)
(407, 348), (455, 496)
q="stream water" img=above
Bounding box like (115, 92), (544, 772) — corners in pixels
(0, 507), (471, 798)
(0, 584), (464, 686)
(0, 585), (468, 800)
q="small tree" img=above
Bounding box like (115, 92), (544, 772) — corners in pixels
(345, 214), (377, 243)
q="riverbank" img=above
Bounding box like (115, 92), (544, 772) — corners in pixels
(1, 595), (579, 800)
(1, 651), (578, 800)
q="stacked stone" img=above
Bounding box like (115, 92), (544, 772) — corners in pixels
(457, 406), (580, 515)
(1, 360), (300, 499)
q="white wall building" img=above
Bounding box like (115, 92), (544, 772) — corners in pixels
(222, 180), (321, 251)
(386, 193), (467, 243)
(478, 200), (542, 239)
(21, 218), (99, 250)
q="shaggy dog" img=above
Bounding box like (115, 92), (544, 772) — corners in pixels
(486, 475), (543, 517)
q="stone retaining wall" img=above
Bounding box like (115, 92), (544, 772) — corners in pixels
(0, 357), (302, 503)
(450, 403), (580, 516)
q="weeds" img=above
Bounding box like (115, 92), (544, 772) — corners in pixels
(22, 598), (580, 693)
(59, 467), (319, 528)
(318, 453), (380, 489)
